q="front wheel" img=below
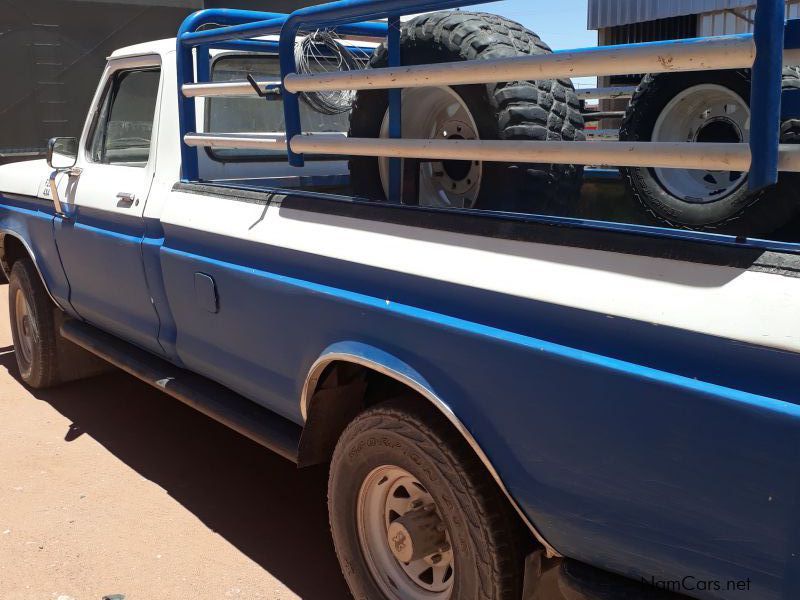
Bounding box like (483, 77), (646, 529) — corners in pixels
(9, 258), (64, 388)
(8, 257), (109, 388)
(328, 400), (524, 600)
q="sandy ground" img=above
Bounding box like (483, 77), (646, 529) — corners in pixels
(0, 283), (351, 600)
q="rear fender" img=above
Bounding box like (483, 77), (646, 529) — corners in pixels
(300, 340), (561, 557)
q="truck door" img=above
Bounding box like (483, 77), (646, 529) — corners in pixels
(54, 58), (163, 355)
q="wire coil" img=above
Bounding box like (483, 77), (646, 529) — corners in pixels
(295, 30), (370, 115)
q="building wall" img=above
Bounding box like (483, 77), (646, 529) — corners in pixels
(0, 0), (315, 163)
(697, 0), (800, 35)
(589, 0), (755, 30)
(0, 1), (197, 161)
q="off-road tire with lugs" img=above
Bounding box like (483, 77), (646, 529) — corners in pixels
(348, 11), (585, 215)
(619, 68), (800, 235)
(328, 399), (525, 599)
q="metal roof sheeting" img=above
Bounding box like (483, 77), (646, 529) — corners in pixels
(587, 0), (755, 30)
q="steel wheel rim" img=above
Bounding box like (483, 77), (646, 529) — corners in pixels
(379, 86), (482, 208)
(357, 465), (455, 599)
(652, 84), (750, 204)
(14, 288), (35, 368)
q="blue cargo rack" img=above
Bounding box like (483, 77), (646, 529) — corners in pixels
(176, 0), (800, 205)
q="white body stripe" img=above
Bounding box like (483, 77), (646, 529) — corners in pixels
(162, 190), (800, 355)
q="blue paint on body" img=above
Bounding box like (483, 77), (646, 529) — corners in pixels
(0, 194), (74, 313)
(54, 206), (163, 356)
(155, 217), (800, 600)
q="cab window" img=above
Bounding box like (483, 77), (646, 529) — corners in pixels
(206, 54), (350, 161)
(88, 69), (160, 167)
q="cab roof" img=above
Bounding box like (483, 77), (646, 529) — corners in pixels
(109, 38), (176, 60)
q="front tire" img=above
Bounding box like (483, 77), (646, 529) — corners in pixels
(8, 258), (109, 388)
(328, 400), (524, 600)
(9, 258), (63, 388)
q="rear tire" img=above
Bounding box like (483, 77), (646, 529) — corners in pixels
(328, 399), (524, 600)
(348, 11), (584, 214)
(619, 69), (800, 235)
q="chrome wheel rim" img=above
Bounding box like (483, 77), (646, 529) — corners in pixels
(652, 84), (750, 204)
(357, 465), (455, 599)
(379, 86), (482, 208)
(14, 288), (36, 368)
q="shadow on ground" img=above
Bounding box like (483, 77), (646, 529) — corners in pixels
(0, 348), (351, 600)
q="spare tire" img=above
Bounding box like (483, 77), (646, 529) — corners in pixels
(348, 11), (584, 214)
(619, 69), (800, 235)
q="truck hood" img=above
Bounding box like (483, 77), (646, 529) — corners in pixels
(0, 159), (53, 199)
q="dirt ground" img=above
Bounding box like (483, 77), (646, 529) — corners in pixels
(0, 283), (351, 600)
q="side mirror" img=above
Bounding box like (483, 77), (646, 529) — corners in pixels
(47, 137), (78, 170)
(46, 137), (80, 217)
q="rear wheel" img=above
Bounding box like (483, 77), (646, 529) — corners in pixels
(328, 400), (524, 600)
(619, 69), (800, 234)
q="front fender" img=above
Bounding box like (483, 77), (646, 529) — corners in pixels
(0, 197), (71, 311)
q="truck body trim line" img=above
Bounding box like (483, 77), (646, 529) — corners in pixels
(159, 244), (800, 419)
(170, 182), (800, 278)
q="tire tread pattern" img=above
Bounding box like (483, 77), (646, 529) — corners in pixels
(329, 399), (523, 600)
(9, 259), (62, 388)
(349, 11), (584, 210)
(619, 68), (800, 234)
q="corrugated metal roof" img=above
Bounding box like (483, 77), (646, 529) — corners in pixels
(587, 0), (755, 30)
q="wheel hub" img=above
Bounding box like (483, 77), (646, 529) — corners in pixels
(651, 84), (750, 204)
(431, 119), (480, 198)
(387, 504), (448, 564)
(378, 86), (483, 209)
(357, 465), (455, 598)
(22, 315), (32, 337)
(695, 117), (741, 145)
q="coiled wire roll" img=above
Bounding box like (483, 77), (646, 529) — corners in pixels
(294, 30), (371, 115)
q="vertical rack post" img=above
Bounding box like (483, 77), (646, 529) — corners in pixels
(176, 42), (199, 182)
(279, 20), (304, 167)
(196, 46), (210, 83)
(388, 15), (402, 203)
(749, 0), (785, 192)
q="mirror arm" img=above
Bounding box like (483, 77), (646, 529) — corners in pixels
(48, 167), (81, 217)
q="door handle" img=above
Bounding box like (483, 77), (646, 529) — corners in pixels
(116, 192), (137, 208)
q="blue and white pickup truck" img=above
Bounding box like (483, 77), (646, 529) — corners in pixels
(3, 3), (800, 599)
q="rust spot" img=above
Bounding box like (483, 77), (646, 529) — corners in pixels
(657, 55), (675, 70)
